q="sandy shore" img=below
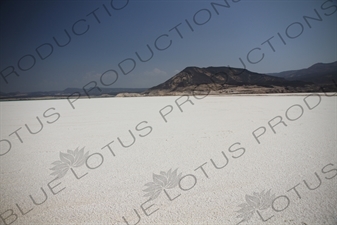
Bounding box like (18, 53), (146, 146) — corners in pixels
(0, 94), (336, 224)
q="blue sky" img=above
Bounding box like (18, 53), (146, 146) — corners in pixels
(0, 0), (336, 92)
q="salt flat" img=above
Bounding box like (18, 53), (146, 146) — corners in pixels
(0, 94), (336, 225)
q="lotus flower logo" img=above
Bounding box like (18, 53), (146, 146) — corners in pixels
(236, 190), (275, 223)
(143, 168), (182, 200)
(50, 147), (89, 179)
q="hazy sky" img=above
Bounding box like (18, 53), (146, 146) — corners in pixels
(0, 0), (336, 92)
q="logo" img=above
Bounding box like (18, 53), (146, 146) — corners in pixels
(50, 147), (89, 179)
(236, 189), (275, 223)
(143, 168), (182, 200)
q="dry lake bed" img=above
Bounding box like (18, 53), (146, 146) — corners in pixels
(0, 94), (336, 225)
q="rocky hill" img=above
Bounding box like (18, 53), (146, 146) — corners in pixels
(144, 66), (321, 96)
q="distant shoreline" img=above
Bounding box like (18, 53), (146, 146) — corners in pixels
(1, 91), (335, 102)
(0, 95), (115, 102)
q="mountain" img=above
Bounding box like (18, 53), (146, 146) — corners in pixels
(268, 61), (337, 84)
(144, 66), (318, 95)
(2, 62), (336, 100)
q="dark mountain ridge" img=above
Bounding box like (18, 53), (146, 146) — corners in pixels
(267, 61), (337, 84)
